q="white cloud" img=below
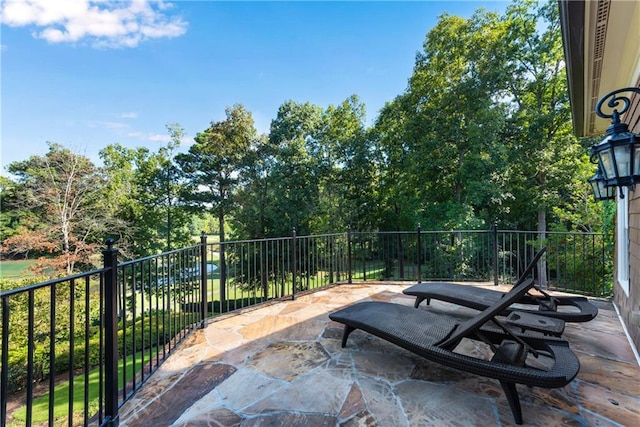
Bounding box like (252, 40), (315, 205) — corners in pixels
(118, 112), (138, 119)
(101, 121), (128, 130)
(127, 131), (192, 145)
(127, 131), (169, 143)
(0, 0), (187, 48)
(147, 133), (170, 142)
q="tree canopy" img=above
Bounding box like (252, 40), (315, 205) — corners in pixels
(3, 143), (123, 274)
(1, 0), (607, 276)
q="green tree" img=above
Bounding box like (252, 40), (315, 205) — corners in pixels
(100, 125), (192, 257)
(372, 95), (423, 231)
(232, 100), (325, 240)
(3, 143), (119, 274)
(375, 10), (511, 231)
(231, 133), (273, 239)
(155, 123), (191, 251)
(0, 176), (32, 247)
(176, 105), (257, 243)
(100, 143), (145, 256)
(497, 0), (589, 286)
(316, 95), (377, 232)
(262, 100), (324, 237)
(501, 0), (587, 231)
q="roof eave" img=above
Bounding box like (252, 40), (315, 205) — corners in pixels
(558, 0), (586, 137)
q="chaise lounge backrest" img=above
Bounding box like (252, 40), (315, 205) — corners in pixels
(436, 247), (547, 350)
(512, 247), (546, 287)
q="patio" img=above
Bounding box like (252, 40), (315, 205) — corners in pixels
(118, 282), (640, 426)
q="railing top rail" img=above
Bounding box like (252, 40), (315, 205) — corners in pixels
(216, 237), (290, 245)
(215, 237), (291, 245)
(351, 230), (492, 235)
(0, 267), (109, 297)
(496, 230), (607, 236)
(198, 229), (608, 247)
(118, 244), (202, 267)
(215, 232), (348, 245)
(352, 229), (608, 236)
(295, 233), (348, 239)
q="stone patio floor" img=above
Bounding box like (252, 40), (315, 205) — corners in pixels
(118, 282), (640, 426)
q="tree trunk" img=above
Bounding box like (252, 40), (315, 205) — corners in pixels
(537, 209), (548, 288)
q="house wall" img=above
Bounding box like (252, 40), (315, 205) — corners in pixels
(558, 0), (640, 352)
(617, 190), (639, 350)
(613, 87), (640, 352)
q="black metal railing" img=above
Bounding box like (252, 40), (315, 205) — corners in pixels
(351, 228), (495, 282)
(200, 231), (349, 316)
(1, 267), (111, 426)
(351, 227), (612, 296)
(0, 227), (612, 426)
(0, 240), (209, 427)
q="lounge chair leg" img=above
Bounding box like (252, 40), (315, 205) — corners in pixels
(414, 296), (430, 308)
(500, 381), (523, 425)
(341, 325), (356, 348)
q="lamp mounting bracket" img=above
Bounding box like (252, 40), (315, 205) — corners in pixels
(595, 87), (640, 123)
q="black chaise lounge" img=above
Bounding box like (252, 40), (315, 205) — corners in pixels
(329, 277), (580, 425)
(403, 248), (598, 323)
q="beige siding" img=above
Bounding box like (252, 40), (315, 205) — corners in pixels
(614, 87), (640, 350)
(616, 193), (639, 348)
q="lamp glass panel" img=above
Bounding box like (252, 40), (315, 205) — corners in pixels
(598, 180), (608, 197)
(613, 144), (631, 177)
(599, 149), (615, 179)
(634, 145), (640, 177)
(597, 179), (616, 200)
(600, 180), (615, 199)
(590, 180), (600, 198)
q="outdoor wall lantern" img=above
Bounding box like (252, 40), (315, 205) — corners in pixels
(590, 87), (640, 198)
(588, 164), (616, 201)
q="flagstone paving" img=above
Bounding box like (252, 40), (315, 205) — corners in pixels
(118, 283), (640, 426)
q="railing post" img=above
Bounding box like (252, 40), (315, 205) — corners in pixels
(1, 296), (9, 424)
(397, 230), (404, 279)
(493, 221), (499, 286)
(362, 239), (367, 281)
(292, 228), (297, 300)
(537, 215), (548, 289)
(417, 224), (422, 283)
(102, 239), (120, 427)
(219, 239), (226, 313)
(347, 227), (352, 284)
(200, 231), (208, 328)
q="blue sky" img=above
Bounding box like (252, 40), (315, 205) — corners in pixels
(1, 1), (508, 174)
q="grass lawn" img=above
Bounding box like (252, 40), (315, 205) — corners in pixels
(10, 348), (159, 426)
(0, 260), (36, 278)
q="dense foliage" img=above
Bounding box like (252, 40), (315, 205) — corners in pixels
(1, 0), (611, 273)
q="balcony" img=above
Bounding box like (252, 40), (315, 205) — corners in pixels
(115, 283), (639, 426)
(2, 229), (635, 426)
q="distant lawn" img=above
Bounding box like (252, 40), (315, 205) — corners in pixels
(0, 260), (36, 278)
(10, 348), (159, 426)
